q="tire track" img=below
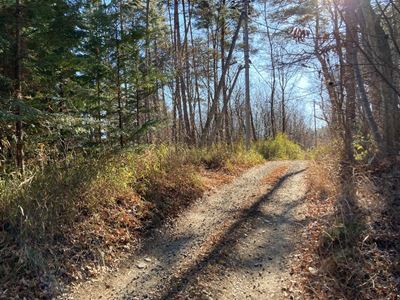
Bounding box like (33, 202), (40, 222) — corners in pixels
(65, 161), (308, 300)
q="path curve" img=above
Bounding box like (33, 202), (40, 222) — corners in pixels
(64, 161), (309, 300)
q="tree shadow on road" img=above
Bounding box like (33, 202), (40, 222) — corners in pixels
(123, 167), (308, 300)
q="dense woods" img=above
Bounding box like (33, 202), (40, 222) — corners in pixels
(1, 0), (319, 175)
(1, 0), (399, 175)
(0, 0), (399, 298)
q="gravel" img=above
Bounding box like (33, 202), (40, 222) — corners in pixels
(64, 161), (308, 300)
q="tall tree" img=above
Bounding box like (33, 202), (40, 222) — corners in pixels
(243, 0), (251, 148)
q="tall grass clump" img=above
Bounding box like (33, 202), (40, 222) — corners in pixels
(0, 143), (263, 252)
(0, 144), (205, 248)
(224, 143), (265, 172)
(0, 145), (203, 297)
(255, 133), (303, 160)
(188, 142), (264, 172)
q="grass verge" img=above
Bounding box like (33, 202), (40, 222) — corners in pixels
(289, 149), (400, 299)
(0, 143), (264, 298)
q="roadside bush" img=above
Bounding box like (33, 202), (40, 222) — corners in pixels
(187, 143), (264, 171)
(255, 133), (303, 160)
(191, 144), (232, 170)
(224, 144), (264, 172)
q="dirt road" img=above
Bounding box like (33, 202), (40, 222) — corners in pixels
(65, 161), (309, 300)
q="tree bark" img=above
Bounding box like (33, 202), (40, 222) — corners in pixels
(174, 0), (192, 143)
(201, 4), (247, 144)
(115, 11), (124, 148)
(243, 0), (251, 148)
(359, 0), (400, 154)
(15, 0), (24, 175)
(343, 3), (357, 162)
(264, 2), (276, 138)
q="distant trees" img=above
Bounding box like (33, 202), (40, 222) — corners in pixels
(272, 0), (400, 160)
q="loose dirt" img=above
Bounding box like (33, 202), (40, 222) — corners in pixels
(64, 161), (309, 300)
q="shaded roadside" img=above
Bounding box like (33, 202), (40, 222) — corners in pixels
(65, 161), (310, 300)
(292, 160), (400, 299)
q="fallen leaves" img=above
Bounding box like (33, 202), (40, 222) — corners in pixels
(288, 160), (400, 300)
(261, 165), (289, 187)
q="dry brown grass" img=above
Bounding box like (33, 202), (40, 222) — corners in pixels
(290, 155), (400, 300)
(0, 144), (265, 299)
(199, 168), (234, 190)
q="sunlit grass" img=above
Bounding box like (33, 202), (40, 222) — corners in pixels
(254, 133), (304, 160)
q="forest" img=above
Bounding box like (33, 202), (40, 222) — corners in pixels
(0, 0), (399, 299)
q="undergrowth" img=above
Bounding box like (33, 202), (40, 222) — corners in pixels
(0, 143), (263, 298)
(192, 143), (264, 172)
(292, 145), (400, 300)
(255, 133), (304, 160)
(0, 136), (305, 298)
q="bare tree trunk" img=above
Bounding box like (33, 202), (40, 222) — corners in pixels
(343, 1), (357, 162)
(206, 26), (211, 124)
(182, 0), (196, 143)
(115, 15), (124, 148)
(264, 2), (276, 138)
(95, 2), (102, 144)
(220, 0), (230, 143)
(144, 0), (151, 143)
(167, 0), (177, 143)
(352, 51), (384, 151)
(279, 67), (286, 134)
(277, 64), (291, 134)
(201, 4), (246, 144)
(171, 0), (184, 141)
(359, 0), (400, 154)
(15, 0), (24, 175)
(172, 85), (178, 143)
(243, 0), (251, 149)
(212, 26), (219, 142)
(96, 72), (102, 143)
(281, 91), (286, 134)
(213, 65), (244, 138)
(313, 96), (317, 147)
(174, 0), (192, 143)
(315, 3), (342, 136)
(331, 4), (347, 138)
(188, 9), (203, 135)
(250, 104), (257, 141)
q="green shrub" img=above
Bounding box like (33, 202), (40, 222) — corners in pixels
(255, 133), (303, 160)
(224, 144), (264, 172)
(186, 142), (264, 171)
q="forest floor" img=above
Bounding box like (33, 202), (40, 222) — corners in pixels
(63, 161), (309, 300)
